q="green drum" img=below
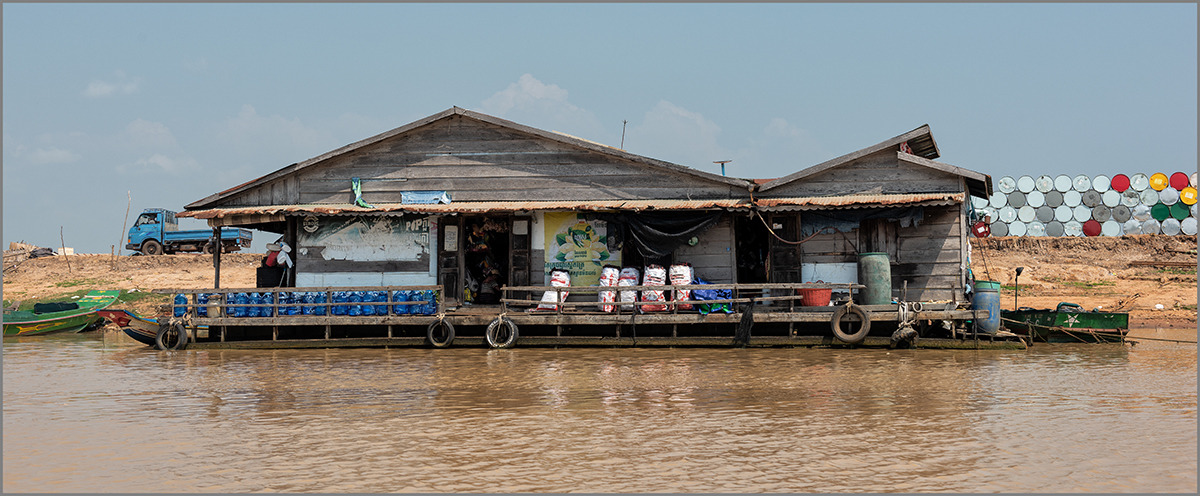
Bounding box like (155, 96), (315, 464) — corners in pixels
(857, 252), (892, 305)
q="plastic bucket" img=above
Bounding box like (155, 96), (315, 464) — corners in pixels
(974, 280), (1001, 291)
(857, 252), (892, 305)
(796, 288), (832, 307)
(972, 284), (1001, 334)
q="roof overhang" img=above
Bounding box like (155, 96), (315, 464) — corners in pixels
(753, 192), (965, 212)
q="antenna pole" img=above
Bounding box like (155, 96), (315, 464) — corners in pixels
(621, 120), (628, 149)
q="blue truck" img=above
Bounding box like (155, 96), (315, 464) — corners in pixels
(125, 208), (252, 255)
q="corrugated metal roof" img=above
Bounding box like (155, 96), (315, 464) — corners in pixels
(176, 199), (752, 219)
(754, 192), (964, 211)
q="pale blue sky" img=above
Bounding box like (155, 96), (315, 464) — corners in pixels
(3, 3), (1196, 254)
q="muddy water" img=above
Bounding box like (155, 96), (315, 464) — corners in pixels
(3, 328), (1195, 493)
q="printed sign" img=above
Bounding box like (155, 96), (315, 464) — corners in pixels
(299, 215), (431, 261)
(543, 212), (618, 287)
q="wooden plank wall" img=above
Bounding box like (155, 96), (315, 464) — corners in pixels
(672, 214), (736, 283)
(220, 115), (746, 207)
(799, 205), (964, 302)
(762, 149), (962, 197)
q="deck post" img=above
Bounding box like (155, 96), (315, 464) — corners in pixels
(212, 227), (221, 289)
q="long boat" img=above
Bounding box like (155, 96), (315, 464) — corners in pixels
(1002, 302), (1129, 343)
(3, 290), (120, 336)
(96, 309), (208, 347)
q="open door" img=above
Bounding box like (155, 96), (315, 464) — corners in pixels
(509, 216), (532, 300)
(768, 212), (801, 284)
(438, 216), (462, 307)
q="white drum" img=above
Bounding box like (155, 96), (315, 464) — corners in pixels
(1129, 173), (1150, 191)
(1007, 221), (1027, 237)
(1121, 189), (1141, 207)
(1017, 175), (1036, 193)
(1139, 188), (1159, 207)
(1092, 174), (1110, 192)
(1035, 175), (1054, 193)
(1101, 220), (1122, 237)
(979, 206), (998, 224)
(971, 196), (989, 210)
(1161, 218), (1181, 235)
(1192, 172), (1198, 188)
(1064, 220), (1083, 237)
(1018, 205), (1036, 223)
(1027, 221), (1046, 237)
(1123, 219), (1143, 234)
(1132, 204), (1152, 222)
(989, 192), (1007, 208)
(1026, 190), (1045, 207)
(1101, 189), (1121, 208)
(1046, 220), (1065, 237)
(1054, 174), (1073, 192)
(1142, 219), (1161, 235)
(1181, 217), (1197, 236)
(999, 206), (1018, 223)
(1063, 190), (1082, 207)
(1160, 187), (1179, 206)
(1073, 205), (1092, 222)
(1073, 174), (1091, 192)
(1054, 205), (1074, 223)
(998, 176), (1017, 194)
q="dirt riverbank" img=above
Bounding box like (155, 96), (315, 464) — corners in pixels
(2, 235), (1196, 328)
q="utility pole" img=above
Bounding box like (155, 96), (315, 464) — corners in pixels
(714, 160), (731, 176)
(620, 120), (628, 149)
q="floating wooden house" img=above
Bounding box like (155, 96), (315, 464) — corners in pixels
(168, 107), (1012, 350)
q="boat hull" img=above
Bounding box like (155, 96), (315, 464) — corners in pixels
(97, 309), (207, 347)
(1003, 307), (1129, 343)
(3, 290), (119, 336)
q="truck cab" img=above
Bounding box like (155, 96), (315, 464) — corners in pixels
(126, 208), (252, 255)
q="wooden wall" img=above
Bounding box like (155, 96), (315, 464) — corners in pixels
(218, 114), (747, 208)
(673, 214), (736, 284)
(761, 149), (962, 197)
(799, 204), (965, 302)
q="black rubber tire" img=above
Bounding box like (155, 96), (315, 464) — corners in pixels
(155, 322), (188, 351)
(201, 242), (213, 255)
(485, 317), (519, 349)
(831, 303), (871, 344)
(142, 240), (163, 256)
(426, 320), (455, 348)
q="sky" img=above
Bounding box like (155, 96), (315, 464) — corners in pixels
(3, 3), (1196, 255)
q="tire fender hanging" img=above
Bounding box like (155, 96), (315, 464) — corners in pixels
(155, 321), (188, 351)
(831, 302), (871, 344)
(426, 320), (455, 348)
(485, 317), (519, 349)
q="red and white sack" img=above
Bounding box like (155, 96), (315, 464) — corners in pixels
(618, 267), (640, 311)
(537, 269), (571, 311)
(669, 263), (694, 310)
(640, 264), (668, 312)
(598, 265), (620, 313)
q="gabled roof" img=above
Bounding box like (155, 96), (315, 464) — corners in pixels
(756, 124), (990, 198)
(186, 107), (752, 210)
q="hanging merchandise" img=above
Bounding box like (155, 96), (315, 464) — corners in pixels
(669, 263), (694, 311)
(536, 269), (571, 311)
(640, 265), (668, 312)
(618, 267), (640, 311)
(598, 265), (620, 313)
(466, 223), (491, 253)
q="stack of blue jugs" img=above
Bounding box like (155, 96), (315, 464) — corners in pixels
(197, 293), (209, 317)
(228, 292), (249, 318)
(332, 291), (349, 315)
(174, 294), (187, 317)
(391, 290), (410, 315)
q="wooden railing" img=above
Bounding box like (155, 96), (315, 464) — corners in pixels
(498, 282), (863, 315)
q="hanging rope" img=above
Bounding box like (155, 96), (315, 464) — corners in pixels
(753, 210), (857, 252)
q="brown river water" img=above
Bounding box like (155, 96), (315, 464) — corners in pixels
(3, 328), (1196, 493)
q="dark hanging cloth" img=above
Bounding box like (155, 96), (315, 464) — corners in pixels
(799, 207), (925, 237)
(33, 301), (79, 314)
(589, 211), (722, 259)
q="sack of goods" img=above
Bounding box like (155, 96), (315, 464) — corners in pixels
(692, 278), (734, 315)
(598, 265), (620, 313)
(640, 264), (668, 312)
(669, 263), (694, 310)
(537, 269), (571, 311)
(618, 266), (641, 311)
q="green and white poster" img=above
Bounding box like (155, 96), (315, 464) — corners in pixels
(543, 212), (618, 287)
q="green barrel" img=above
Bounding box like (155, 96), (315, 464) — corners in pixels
(1151, 202), (1170, 221)
(974, 280), (1001, 291)
(857, 252), (892, 305)
(1170, 202), (1190, 220)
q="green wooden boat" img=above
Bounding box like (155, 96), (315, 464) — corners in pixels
(1002, 302), (1129, 344)
(3, 290), (120, 336)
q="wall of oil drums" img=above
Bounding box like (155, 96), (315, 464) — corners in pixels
(971, 172), (1198, 237)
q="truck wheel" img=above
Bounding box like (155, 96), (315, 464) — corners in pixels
(201, 242), (213, 255)
(141, 240), (163, 256)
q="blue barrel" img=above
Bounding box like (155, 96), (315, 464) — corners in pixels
(857, 252), (892, 305)
(972, 281), (1001, 334)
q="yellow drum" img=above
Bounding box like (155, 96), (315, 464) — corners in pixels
(1149, 172), (1169, 191)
